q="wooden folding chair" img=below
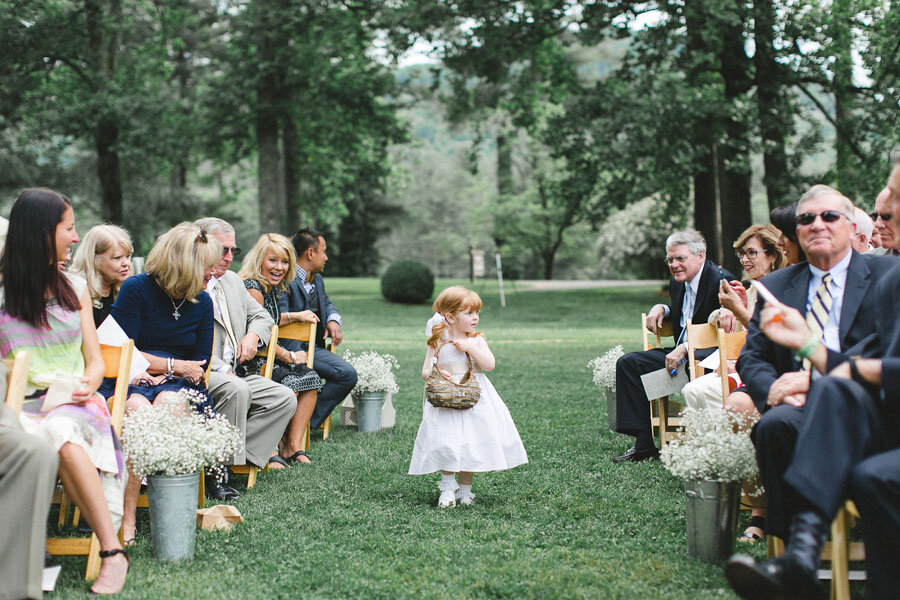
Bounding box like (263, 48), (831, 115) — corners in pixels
(2, 351), (30, 415)
(47, 342), (133, 580)
(641, 313), (678, 446)
(257, 322), (318, 451)
(716, 328), (747, 405)
(685, 319), (718, 380)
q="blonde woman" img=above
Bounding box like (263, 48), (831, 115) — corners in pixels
(70, 224), (133, 327)
(238, 234), (321, 465)
(110, 223), (221, 543)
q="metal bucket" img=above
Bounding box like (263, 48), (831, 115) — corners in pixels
(684, 479), (740, 562)
(147, 472), (199, 561)
(604, 387), (617, 433)
(355, 392), (385, 433)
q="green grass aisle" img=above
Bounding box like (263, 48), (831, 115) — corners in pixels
(51, 279), (755, 599)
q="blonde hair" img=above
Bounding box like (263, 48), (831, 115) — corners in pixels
(145, 223), (222, 301)
(70, 224), (134, 309)
(427, 286), (483, 348)
(237, 233), (297, 293)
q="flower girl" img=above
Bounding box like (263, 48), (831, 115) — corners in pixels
(408, 286), (528, 507)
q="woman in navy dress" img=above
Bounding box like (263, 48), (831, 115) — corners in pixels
(111, 222), (221, 543)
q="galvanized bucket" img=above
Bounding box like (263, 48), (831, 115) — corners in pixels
(604, 387), (617, 433)
(147, 472), (199, 561)
(684, 479), (740, 562)
(355, 391), (385, 433)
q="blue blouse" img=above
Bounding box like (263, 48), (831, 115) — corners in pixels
(111, 273), (214, 364)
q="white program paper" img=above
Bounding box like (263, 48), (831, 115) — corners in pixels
(42, 565), (61, 592)
(40, 371), (82, 412)
(97, 315), (150, 381)
(640, 362), (689, 401)
(698, 350), (720, 370)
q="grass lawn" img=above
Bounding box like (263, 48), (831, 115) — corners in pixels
(50, 278), (785, 599)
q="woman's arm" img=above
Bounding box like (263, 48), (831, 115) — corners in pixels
(280, 310), (319, 326)
(78, 289), (105, 400)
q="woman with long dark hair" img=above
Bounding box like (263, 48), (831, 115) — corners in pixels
(0, 188), (128, 594)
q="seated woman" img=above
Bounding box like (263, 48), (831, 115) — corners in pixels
(768, 201), (806, 266)
(237, 233), (322, 466)
(111, 223), (221, 543)
(69, 224), (133, 327)
(0, 188), (128, 594)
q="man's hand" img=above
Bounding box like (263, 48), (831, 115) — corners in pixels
(326, 321), (343, 347)
(665, 344), (688, 372)
(767, 371), (810, 407)
(646, 304), (667, 335)
(830, 361), (852, 380)
(760, 304), (810, 351)
(236, 333), (260, 363)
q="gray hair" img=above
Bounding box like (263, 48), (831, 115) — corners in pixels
(193, 217), (234, 237)
(796, 185), (854, 219)
(851, 206), (874, 239)
(665, 229), (706, 256)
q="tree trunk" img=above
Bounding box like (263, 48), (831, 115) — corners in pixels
(830, 0), (855, 191)
(282, 116), (301, 233)
(496, 131), (513, 196)
(255, 2), (286, 235)
(693, 165), (721, 265)
(753, 0), (793, 211)
(96, 115), (123, 224)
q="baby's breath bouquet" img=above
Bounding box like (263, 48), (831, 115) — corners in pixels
(122, 389), (242, 477)
(661, 407), (759, 483)
(587, 345), (624, 389)
(344, 350), (400, 395)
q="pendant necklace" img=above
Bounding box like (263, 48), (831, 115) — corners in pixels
(170, 297), (187, 320)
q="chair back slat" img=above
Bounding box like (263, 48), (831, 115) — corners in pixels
(641, 313), (673, 351)
(717, 328), (748, 405)
(100, 341), (134, 438)
(277, 322), (317, 368)
(3, 351), (30, 416)
(686, 320), (718, 379)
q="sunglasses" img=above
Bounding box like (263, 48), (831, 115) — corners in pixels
(222, 246), (242, 257)
(796, 211), (845, 226)
(869, 211), (893, 222)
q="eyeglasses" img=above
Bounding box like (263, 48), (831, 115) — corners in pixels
(735, 248), (760, 260)
(869, 211), (893, 222)
(664, 254), (691, 265)
(222, 246), (242, 257)
(796, 211), (845, 226)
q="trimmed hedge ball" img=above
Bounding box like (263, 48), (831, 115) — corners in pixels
(381, 260), (435, 304)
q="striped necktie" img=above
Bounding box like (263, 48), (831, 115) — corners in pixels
(803, 273), (832, 370)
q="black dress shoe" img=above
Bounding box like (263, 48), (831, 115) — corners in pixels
(725, 553), (823, 600)
(204, 476), (240, 501)
(611, 445), (660, 463)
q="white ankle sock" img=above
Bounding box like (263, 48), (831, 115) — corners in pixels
(458, 484), (472, 497)
(441, 473), (456, 486)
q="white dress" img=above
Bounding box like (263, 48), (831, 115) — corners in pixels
(408, 339), (528, 474)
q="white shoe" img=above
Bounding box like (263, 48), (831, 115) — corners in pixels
(456, 490), (476, 506)
(438, 488), (457, 508)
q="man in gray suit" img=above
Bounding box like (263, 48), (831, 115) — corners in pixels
(0, 368), (59, 600)
(194, 218), (296, 499)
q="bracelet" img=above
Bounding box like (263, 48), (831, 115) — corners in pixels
(848, 358), (863, 383)
(290, 351), (297, 363)
(166, 357), (175, 375)
(796, 334), (819, 360)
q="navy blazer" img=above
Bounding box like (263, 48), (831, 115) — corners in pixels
(667, 259), (737, 346)
(278, 271), (340, 349)
(736, 251), (897, 413)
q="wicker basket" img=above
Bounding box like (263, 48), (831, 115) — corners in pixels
(424, 343), (480, 410)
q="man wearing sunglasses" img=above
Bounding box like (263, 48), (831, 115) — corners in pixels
(726, 185), (897, 596)
(868, 186), (899, 255)
(612, 229), (737, 463)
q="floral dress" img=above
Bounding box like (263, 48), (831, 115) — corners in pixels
(240, 278), (322, 394)
(0, 273), (125, 528)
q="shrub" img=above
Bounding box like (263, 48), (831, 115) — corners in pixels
(381, 260), (434, 304)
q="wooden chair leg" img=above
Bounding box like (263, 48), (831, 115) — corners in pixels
(246, 467), (257, 489)
(831, 507), (851, 600)
(768, 535), (785, 558)
(85, 533), (102, 581)
(58, 492), (71, 527)
(322, 414), (331, 441)
(198, 468), (205, 509)
(73, 507), (81, 526)
(658, 397), (669, 446)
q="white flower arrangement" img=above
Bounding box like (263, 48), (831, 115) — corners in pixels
(661, 407), (759, 484)
(343, 350), (400, 395)
(588, 345), (624, 390)
(121, 389), (242, 478)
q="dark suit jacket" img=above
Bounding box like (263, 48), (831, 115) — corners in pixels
(871, 262), (900, 405)
(667, 259), (737, 346)
(278, 270), (340, 349)
(736, 251), (897, 413)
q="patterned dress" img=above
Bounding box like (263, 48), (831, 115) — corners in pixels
(241, 278), (322, 394)
(0, 273), (125, 528)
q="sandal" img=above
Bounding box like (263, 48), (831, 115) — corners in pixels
(738, 515), (766, 543)
(283, 450), (311, 465)
(268, 455), (290, 469)
(91, 548), (129, 595)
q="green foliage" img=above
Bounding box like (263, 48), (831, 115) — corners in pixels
(380, 260), (435, 304)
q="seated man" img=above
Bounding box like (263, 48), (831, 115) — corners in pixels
(734, 184), (896, 541)
(613, 229), (736, 463)
(279, 228), (357, 429)
(194, 218), (297, 499)
(726, 254), (900, 600)
(0, 398), (59, 600)
(850, 206), (875, 253)
(870, 183), (899, 255)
